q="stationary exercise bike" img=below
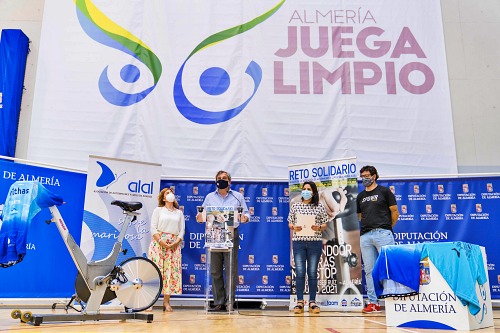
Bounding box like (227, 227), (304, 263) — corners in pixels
(11, 198), (162, 326)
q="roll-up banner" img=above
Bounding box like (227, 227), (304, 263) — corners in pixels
(0, 159), (86, 297)
(288, 157), (363, 311)
(82, 156), (161, 262)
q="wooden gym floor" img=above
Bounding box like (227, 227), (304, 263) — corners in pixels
(0, 305), (498, 333)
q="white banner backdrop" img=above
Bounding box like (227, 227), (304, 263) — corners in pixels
(28, 0), (456, 178)
(82, 155), (161, 260)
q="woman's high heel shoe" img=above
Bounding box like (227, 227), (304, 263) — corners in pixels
(293, 301), (304, 314)
(309, 301), (320, 314)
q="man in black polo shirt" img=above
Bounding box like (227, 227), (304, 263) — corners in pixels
(356, 165), (399, 313)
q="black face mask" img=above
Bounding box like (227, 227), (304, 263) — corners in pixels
(216, 179), (229, 189)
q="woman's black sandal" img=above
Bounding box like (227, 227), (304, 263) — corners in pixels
(293, 300), (304, 314)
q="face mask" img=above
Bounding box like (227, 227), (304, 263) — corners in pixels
(301, 189), (313, 200)
(165, 193), (176, 203)
(362, 177), (374, 187)
(216, 179), (229, 189)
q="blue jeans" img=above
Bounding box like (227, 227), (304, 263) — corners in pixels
(360, 228), (395, 303)
(293, 240), (322, 302)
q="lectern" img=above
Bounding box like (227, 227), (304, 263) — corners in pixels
(198, 206), (240, 313)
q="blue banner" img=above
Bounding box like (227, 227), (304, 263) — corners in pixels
(0, 30), (29, 157)
(380, 177), (500, 300)
(0, 159), (86, 297)
(161, 180), (291, 298)
(1, 160), (499, 301)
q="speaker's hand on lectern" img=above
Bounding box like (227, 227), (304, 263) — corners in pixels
(196, 212), (205, 223)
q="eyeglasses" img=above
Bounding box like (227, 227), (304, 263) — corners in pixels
(360, 174), (372, 178)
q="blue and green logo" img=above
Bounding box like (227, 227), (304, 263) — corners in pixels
(173, 0), (285, 124)
(75, 0), (285, 124)
(75, 0), (162, 106)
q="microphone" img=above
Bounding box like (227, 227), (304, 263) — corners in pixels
(229, 191), (245, 222)
(229, 191), (242, 207)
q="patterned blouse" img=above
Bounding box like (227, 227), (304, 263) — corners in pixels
(288, 201), (328, 241)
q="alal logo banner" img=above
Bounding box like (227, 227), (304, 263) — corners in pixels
(82, 156), (161, 260)
(29, 0), (456, 177)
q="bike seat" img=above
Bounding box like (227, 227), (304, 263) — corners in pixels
(111, 200), (143, 212)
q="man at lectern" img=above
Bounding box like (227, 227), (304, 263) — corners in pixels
(196, 170), (250, 311)
(357, 165), (399, 313)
